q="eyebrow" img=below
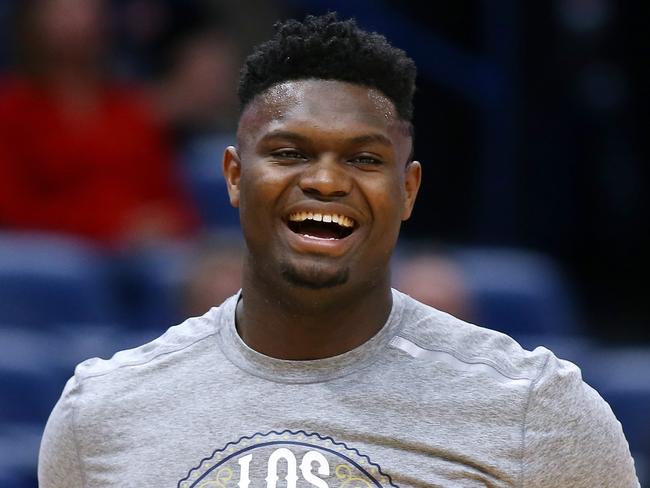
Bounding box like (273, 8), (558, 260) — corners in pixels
(260, 130), (309, 144)
(348, 133), (393, 147)
(259, 130), (393, 147)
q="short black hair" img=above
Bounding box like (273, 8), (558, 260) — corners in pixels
(238, 12), (417, 121)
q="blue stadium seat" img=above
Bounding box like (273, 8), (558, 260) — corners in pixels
(112, 244), (192, 329)
(0, 365), (64, 426)
(581, 349), (650, 453)
(0, 324), (160, 424)
(0, 233), (117, 328)
(0, 470), (36, 488)
(0, 424), (41, 488)
(580, 348), (650, 485)
(0, 326), (69, 425)
(453, 247), (581, 337)
(0, 322), (162, 485)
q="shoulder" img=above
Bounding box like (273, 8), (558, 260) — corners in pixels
(391, 289), (551, 383)
(391, 291), (639, 486)
(75, 316), (214, 381)
(38, 309), (226, 488)
(73, 294), (238, 385)
(520, 344), (639, 485)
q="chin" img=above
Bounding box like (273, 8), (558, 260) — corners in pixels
(280, 262), (349, 290)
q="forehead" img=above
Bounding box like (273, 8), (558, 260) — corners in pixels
(238, 80), (408, 147)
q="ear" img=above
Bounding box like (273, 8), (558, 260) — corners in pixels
(223, 146), (242, 208)
(401, 160), (421, 220)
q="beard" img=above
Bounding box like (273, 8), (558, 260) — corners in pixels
(280, 261), (349, 289)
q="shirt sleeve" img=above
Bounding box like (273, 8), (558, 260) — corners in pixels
(521, 351), (640, 487)
(38, 376), (84, 488)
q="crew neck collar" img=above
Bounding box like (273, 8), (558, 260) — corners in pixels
(215, 289), (406, 384)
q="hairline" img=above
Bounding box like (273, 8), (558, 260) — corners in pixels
(240, 78), (412, 122)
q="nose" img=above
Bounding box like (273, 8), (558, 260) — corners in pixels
(298, 154), (352, 198)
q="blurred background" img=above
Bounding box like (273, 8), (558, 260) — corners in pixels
(0, 0), (648, 486)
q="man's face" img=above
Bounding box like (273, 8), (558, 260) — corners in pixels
(224, 80), (420, 292)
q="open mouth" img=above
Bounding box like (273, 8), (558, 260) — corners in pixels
(286, 211), (356, 240)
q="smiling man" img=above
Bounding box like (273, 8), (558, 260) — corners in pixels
(224, 75), (419, 361)
(39, 13), (639, 487)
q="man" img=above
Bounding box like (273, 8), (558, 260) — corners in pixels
(39, 13), (639, 487)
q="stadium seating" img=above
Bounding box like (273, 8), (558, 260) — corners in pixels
(113, 243), (192, 329)
(581, 349), (650, 455)
(0, 233), (117, 328)
(453, 247), (582, 337)
(0, 424), (41, 488)
(0, 322), (161, 485)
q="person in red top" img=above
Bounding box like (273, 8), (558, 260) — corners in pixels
(0, 0), (198, 248)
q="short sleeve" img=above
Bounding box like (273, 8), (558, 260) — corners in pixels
(38, 376), (84, 488)
(521, 352), (640, 487)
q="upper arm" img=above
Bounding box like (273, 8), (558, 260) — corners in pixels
(521, 353), (640, 487)
(38, 376), (84, 488)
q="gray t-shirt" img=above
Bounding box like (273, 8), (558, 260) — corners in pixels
(39, 289), (639, 487)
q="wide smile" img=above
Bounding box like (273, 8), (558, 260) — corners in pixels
(287, 211), (356, 239)
(282, 209), (360, 255)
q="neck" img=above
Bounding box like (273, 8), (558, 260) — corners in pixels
(236, 264), (393, 360)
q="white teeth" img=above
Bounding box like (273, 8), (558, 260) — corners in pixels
(288, 211), (355, 228)
(338, 215), (353, 228)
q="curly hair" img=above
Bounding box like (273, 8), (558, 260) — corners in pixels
(238, 12), (417, 121)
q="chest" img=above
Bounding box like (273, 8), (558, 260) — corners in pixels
(78, 370), (528, 487)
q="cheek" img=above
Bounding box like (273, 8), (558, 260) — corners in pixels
(240, 167), (276, 208)
(238, 170), (277, 254)
(364, 176), (406, 223)
(238, 165), (296, 222)
(359, 177), (405, 255)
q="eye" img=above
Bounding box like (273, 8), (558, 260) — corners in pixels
(349, 155), (382, 166)
(270, 149), (307, 161)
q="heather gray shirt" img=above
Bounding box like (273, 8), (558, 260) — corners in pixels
(39, 290), (639, 487)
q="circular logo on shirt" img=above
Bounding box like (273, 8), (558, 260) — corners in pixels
(178, 430), (397, 488)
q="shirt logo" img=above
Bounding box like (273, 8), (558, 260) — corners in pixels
(178, 430), (397, 487)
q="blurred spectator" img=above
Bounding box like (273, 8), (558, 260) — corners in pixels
(113, 1), (240, 138)
(182, 234), (243, 317)
(151, 29), (239, 140)
(394, 246), (473, 322)
(0, 0), (198, 249)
